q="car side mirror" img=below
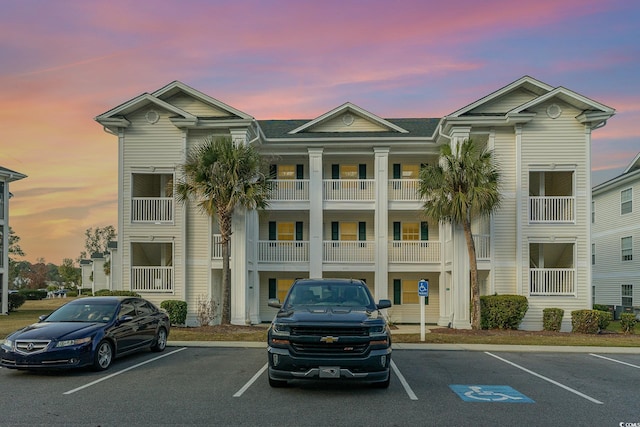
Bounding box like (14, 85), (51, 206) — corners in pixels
(268, 298), (282, 309)
(38, 314), (49, 322)
(117, 315), (134, 324)
(376, 299), (392, 310)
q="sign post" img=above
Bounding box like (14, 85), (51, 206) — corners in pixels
(418, 279), (429, 341)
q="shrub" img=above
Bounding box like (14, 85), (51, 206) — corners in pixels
(1, 293), (27, 312)
(619, 313), (638, 334)
(542, 308), (564, 332)
(196, 295), (219, 327)
(571, 309), (600, 334)
(161, 300), (188, 326)
(480, 295), (528, 330)
(18, 289), (47, 300)
(94, 290), (140, 297)
(595, 310), (612, 330)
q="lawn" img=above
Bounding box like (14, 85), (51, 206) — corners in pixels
(2, 298), (639, 347)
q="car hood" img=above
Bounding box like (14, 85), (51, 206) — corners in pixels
(9, 322), (103, 340)
(278, 306), (381, 323)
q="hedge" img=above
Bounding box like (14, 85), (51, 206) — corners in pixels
(480, 294), (528, 330)
(571, 309), (612, 334)
(619, 313), (637, 334)
(542, 308), (564, 332)
(161, 300), (188, 326)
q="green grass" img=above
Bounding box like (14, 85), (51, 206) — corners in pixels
(3, 298), (639, 347)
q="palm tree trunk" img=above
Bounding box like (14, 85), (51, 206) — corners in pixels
(219, 212), (232, 324)
(462, 219), (481, 329)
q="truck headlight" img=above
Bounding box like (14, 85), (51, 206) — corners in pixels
(271, 322), (290, 336)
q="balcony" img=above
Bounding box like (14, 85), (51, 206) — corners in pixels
(529, 268), (575, 296)
(131, 266), (173, 292)
(473, 234), (491, 260)
(529, 196), (575, 223)
(258, 241), (309, 262)
(388, 241), (440, 263)
(388, 179), (421, 201)
(323, 179), (375, 201)
(323, 241), (375, 263)
(131, 197), (173, 223)
(270, 179), (309, 201)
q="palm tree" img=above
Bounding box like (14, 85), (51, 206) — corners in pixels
(176, 136), (270, 324)
(418, 139), (500, 329)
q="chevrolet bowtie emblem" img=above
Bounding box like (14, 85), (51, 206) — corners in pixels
(320, 336), (338, 344)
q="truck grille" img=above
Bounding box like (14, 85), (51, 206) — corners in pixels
(290, 326), (368, 336)
(291, 342), (368, 356)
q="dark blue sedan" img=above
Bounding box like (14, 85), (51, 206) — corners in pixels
(1, 296), (170, 371)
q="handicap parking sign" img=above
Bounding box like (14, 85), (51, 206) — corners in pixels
(418, 279), (429, 297)
(449, 385), (535, 403)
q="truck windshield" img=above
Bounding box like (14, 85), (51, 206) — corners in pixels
(286, 283), (372, 308)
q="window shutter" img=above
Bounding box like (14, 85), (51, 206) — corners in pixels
(296, 164), (304, 179)
(393, 279), (401, 305)
(295, 222), (303, 241)
(268, 278), (277, 299)
(268, 222), (276, 241)
(358, 222), (366, 241)
(421, 222), (429, 240)
(331, 222), (339, 241)
(269, 164), (277, 179)
(393, 164), (401, 179)
(332, 164), (339, 179)
(393, 222), (401, 241)
(358, 164), (366, 179)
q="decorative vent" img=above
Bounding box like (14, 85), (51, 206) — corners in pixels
(546, 104), (562, 119)
(145, 110), (160, 124)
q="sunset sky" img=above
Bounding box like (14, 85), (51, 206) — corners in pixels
(1, 0), (639, 265)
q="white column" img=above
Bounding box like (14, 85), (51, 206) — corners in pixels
(374, 147), (390, 300)
(308, 148), (324, 278)
(230, 207), (249, 325)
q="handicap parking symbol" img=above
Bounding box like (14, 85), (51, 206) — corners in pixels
(449, 385), (534, 403)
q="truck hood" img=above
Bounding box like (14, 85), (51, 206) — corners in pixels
(278, 306), (380, 323)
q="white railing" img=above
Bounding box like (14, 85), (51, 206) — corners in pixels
(270, 180), (309, 201)
(323, 241), (375, 263)
(388, 179), (421, 201)
(131, 266), (173, 292)
(212, 234), (223, 259)
(258, 241), (309, 262)
(131, 197), (173, 222)
(473, 234), (491, 260)
(388, 241), (441, 263)
(323, 179), (375, 201)
(529, 196), (575, 223)
(529, 268), (576, 295)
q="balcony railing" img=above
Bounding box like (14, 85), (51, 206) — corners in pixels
(323, 241), (375, 263)
(270, 179), (309, 201)
(131, 197), (173, 223)
(529, 268), (576, 295)
(258, 241), (309, 262)
(388, 179), (421, 201)
(473, 234), (491, 260)
(388, 241), (440, 263)
(131, 266), (173, 292)
(529, 196), (575, 223)
(323, 179), (375, 201)
(212, 234), (223, 259)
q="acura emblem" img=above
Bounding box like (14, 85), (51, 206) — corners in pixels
(320, 336), (338, 344)
(27, 342), (35, 351)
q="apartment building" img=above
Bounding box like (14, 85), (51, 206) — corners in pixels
(592, 153), (639, 317)
(95, 76), (615, 329)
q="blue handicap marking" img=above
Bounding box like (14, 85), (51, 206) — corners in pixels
(449, 385), (535, 403)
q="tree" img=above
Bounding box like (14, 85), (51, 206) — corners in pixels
(176, 136), (271, 324)
(418, 139), (501, 329)
(79, 225), (116, 259)
(7, 227), (25, 286)
(59, 258), (81, 289)
(25, 257), (49, 290)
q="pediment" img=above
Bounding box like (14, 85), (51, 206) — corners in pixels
(288, 102), (408, 134)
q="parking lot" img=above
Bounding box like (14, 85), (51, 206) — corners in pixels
(1, 345), (639, 426)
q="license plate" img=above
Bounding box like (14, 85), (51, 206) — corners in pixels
(319, 366), (340, 378)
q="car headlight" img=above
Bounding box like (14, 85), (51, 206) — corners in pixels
(56, 337), (92, 348)
(271, 322), (290, 336)
(2, 338), (12, 349)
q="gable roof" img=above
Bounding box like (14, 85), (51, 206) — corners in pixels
(623, 151), (640, 174)
(288, 102), (410, 134)
(0, 166), (27, 182)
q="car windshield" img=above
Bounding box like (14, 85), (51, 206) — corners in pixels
(44, 302), (119, 323)
(285, 283), (372, 308)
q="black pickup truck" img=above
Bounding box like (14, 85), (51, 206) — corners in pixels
(267, 278), (392, 388)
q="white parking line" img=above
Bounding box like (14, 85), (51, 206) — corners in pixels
(485, 352), (603, 405)
(590, 353), (640, 369)
(234, 363), (268, 397)
(391, 360), (418, 400)
(63, 347), (187, 395)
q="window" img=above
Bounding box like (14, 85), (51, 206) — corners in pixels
(622, 236), (633, 261)
(277, 222), (294, 241)
(591, 200), (595, 223)
(393, 222), (429, 241)
(591, 243), (595, 265)
(269, 221), (303, 241)
(392, 279), (428, 305)
(621, 188), (632, 214)
(277, 165), (295, 180)
(402, 223), (420, 241)
(621, 284), (633, 307)
(269, 278), (294, 302)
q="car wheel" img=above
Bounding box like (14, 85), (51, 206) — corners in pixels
(268, 375), (288, 388)
(371, 371), (391, 389)
(151, 327), (167, 352)
(92, 340), (113, 371)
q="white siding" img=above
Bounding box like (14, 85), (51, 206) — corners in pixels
(311, 113), (387, 132)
